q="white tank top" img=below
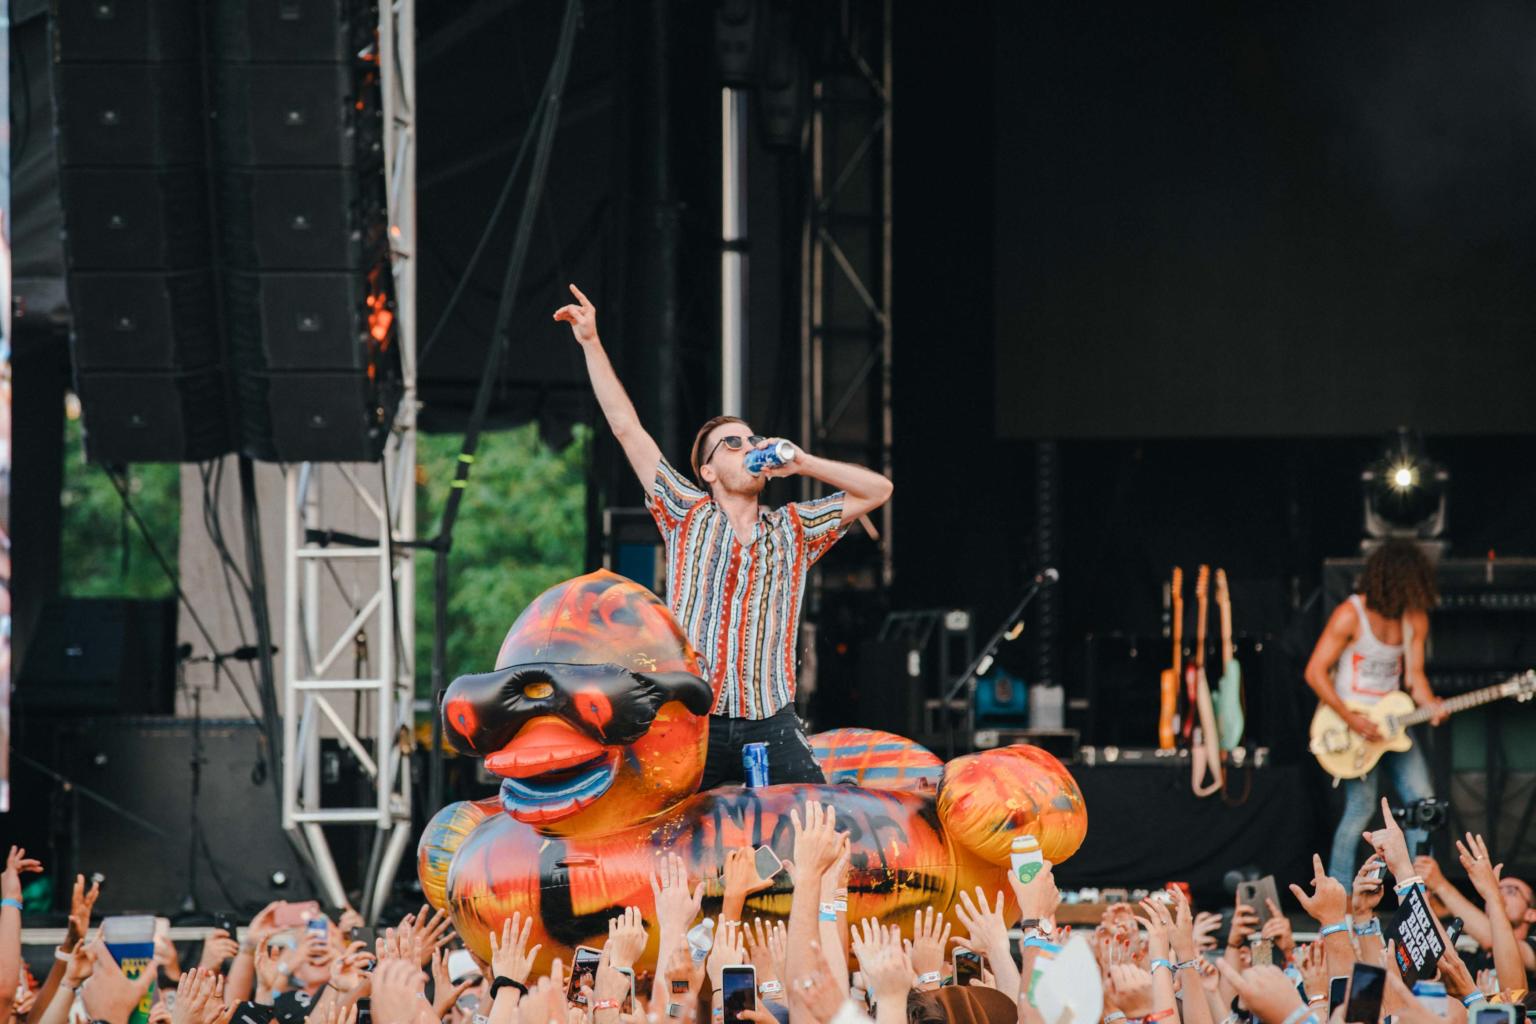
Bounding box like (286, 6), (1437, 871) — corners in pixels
(1334, 594), (1404, 705)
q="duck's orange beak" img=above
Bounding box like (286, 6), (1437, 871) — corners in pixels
(485, 717), (620, 825)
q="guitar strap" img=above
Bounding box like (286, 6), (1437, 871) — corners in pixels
(1191, 727), (1222, 797)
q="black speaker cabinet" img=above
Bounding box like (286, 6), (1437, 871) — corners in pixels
(236, 369), (401, 462)
(53, 0), (199, 63)
(855, 638), (925, 739)
(53, 63), (203, 167)
(212, 0), (377, 64)
(69, 271), (220, 371)
(214, 62), (382, 168)
(75, 368), (233, 463)
(16, 598), (176, 714)
(59, 168), (211, 270)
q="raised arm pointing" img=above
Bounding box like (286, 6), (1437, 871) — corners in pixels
(554, 283), (661, 489)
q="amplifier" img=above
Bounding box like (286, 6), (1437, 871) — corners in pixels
(1078, 745), (1271, 768)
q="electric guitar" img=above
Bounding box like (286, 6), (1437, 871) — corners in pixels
(1310, 671), (1536, 780)
(1214, 568), (1245, 750)
(1158, 567), (1183, 751)
(1190, 566), (1223, 794)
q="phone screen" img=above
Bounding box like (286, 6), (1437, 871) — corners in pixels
(953, 950), (984, 988)
(753, 845), (782, 881)
(567, 946), (602, 1005)
(1475, 1009), (1515, 1024)
(213, 912), (240, 937)
(1345, 963), (1386, 1024)
(721, 966), (756, 1022)
(1329, 977), (1349, 1015)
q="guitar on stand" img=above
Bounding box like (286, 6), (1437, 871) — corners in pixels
(1158, 567), (1183, 750)
(1311, 670), (1536, 779)
(1190, 566), (1223, 795)
(1214, 568), (1245, 751)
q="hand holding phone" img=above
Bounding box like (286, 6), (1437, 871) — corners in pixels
(721, 965), (756, 1022)
(753, 846), (783, 882)
(952, 949), (985, 988)
(566, 946), (602, 1006)
(1344, 962), (1387, 1024)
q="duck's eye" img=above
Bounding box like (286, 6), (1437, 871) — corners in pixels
(523, 681), (554, 700)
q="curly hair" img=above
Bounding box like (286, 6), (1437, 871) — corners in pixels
(1360, 539), (1438, 618)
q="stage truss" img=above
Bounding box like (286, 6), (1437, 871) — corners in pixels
(279, 0), (417, 921)
(800, 0), (894, 594)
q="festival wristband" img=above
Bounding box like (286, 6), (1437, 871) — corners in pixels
(667, 1003), (685, 1018)
(1149, 959), (1176, 976)
(1352, 918), (1382, 937)
(490, 976), (527, 1000)
(1462, 995), (1486, 1008)
(833, 899), (848, 913)
(1309, 996), (1328, 1006)
(592, 1000), (621, 1013)
(759, 981), (783, 996)
(915, 972), (942, 986)
(1103, 1014), (1127, 1024)
(1137, 1011), (1177, 1024)
(0, 898), (22, 911)
(1393, 876), (1424, 895)
(56, 948), (74, 962)
(819, 901), (838, 922)
(1279, 1007), (1319, 1024)
(1318, 922), (1350, 939)
(1023, 937), (1058, 952)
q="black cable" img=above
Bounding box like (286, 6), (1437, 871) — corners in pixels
(100, 465), (268, 735)
(427, 0), (584, 811)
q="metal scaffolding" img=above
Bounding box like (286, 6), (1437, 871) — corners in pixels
(800, 0), (894, 592)
(279, 0), (417, 920)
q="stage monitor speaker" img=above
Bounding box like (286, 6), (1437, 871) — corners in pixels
(45, 717), (311, 914)
(54, 0), (199, 63)
(212, 0), (377, 64)
(69, 271), (220, 371)
(214, 62), (382, 168)
(855, 639), (925, 739)
(236, 369), (401, 462)
(16, 598), (176, 714)
(75, 368), (233, 463)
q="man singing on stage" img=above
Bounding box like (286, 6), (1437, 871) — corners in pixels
(555, 283), (894, 786)
(1303, 538), (1445, 883)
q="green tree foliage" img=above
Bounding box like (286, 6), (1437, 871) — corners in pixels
(59, 414), (180, 598)
(415, 424), (590, 695)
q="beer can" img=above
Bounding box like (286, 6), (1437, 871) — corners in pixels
(742, 742), (770, 787)
(744, 440), (797, 475)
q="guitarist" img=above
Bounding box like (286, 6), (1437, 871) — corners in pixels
(1304, 539), (1446, 883)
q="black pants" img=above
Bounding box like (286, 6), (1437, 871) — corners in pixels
(699, 705), (825, 789)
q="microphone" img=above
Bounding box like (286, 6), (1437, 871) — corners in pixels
(1035, 567), (1060, 585)
(230, 644), (278, 662)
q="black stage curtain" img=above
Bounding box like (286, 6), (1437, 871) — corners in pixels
(1054, 762), (1327, 907)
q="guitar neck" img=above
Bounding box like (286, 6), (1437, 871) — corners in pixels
(1399, 677), (1525, 725)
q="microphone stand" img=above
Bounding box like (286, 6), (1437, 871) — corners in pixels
(942, 571), (1055, 759)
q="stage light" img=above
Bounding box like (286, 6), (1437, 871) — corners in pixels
(1362, 428), (1447, 541)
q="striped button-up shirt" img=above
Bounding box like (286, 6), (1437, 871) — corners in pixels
(646, 457), (846, 719)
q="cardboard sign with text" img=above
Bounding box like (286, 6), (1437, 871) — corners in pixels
(1390, 885), (1446, 984)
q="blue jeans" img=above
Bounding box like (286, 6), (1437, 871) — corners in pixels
(1328, 740), (1434, 885)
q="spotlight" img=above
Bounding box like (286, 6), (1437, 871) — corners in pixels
(1362, 427), (1447, 541)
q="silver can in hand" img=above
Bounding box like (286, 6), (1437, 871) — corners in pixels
(744, 440), (796, 475)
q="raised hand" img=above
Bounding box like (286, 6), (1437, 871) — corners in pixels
(370, 957), (427, 1024)
(904, 906), (951, 983)
(786, 941), (845, 1024)
(848, 918), (895, 969)
(789, 803), (845, 883)
(1, 846), (42, 903)
(329, 941), (376, 996)
(743, 919), (786, 994)
(63, 938), (97, 991)
(1106, 964), (1155, 1018)
(863, 942), (916, 1005)
(1192, 910), (1223, 952)
(552, 284), (599, 347)
(1137, 897), (1174, 961)
(1289, 854), (1348, 925)
(409, 904), (455, 966)
(606, 907), (648, 972)
(1352, 855), (1387, 917)
(430, 948), (478, 1018)
(1227, 902), (1259, 949)
(1006, 860), (1061, 923)
(1168, 888), (1198, 962)
(197, 929), (240, 973)
(1259, 899), (1295, 958)
(1295, 941), (1327, 999)
(83, 941), (159, 1024)
(1215, 961), (1306, 1024)
(1438, 947), (1477, 999)
(953, 888), (1012, 960)
(722, 848), (775, 905)
(1456, 832), (1503, 902)
(170, 968), (223, 1024)
(488, 912), (542, 986)
(1362, 797), (1414, 881)
(648, 854), (705, 941)
(706, 920), (746, 992)
(66, 873), (102, 945)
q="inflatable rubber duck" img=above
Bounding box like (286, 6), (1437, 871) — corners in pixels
(419, 570), (1087, 969)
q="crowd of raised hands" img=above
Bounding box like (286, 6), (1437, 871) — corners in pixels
(1, 796), (1531, 1024)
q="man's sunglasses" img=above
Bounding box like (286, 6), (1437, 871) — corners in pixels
(702, 433), (765, 466)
